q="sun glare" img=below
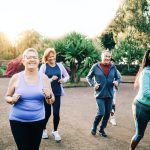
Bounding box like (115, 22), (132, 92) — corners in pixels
(0, 0), (121, 42)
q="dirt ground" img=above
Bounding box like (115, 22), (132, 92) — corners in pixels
(0, 78), (150, 150)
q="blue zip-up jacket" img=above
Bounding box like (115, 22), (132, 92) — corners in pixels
(86, 63), (120, 99)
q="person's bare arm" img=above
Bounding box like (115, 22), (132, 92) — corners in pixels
(42, 74), (55, 104)
(5, 74), (20, 105)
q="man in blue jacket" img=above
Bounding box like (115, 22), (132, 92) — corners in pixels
(86, 50), (120, 137)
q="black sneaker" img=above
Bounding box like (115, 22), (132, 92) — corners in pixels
(99, 130), (107, 137)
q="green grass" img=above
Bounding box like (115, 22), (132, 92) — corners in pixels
(64, 81), (89, 88)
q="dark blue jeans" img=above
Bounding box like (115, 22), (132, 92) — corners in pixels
(132, 100), (150, 142)
(93, 98), (112, 131)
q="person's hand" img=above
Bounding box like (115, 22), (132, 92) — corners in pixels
(52, 75), (58, 81)
(46, 96), (55, 104)
(58, 79), (64, 84)
(113, 81), (118, 89)
(7, 94), (21, 105)
(94, 83), (100, 91)
(42, 88), (55, 104)
(13, 94), (21, 102)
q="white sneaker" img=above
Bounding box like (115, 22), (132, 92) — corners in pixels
(110, 116), (117, 126)
(42, 129), (49, 139)
(52, 131), (61, 142)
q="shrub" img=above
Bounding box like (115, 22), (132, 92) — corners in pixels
(5, 56), (24, 77)
(116, 64), (139, 75)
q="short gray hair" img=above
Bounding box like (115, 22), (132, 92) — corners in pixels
(22, 48), (38, 58)
(101, 50), (111, 55)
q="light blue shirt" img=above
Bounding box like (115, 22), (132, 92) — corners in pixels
(136, 66), (150, 106)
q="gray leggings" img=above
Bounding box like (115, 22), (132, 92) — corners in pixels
(132, 100), (150, 142)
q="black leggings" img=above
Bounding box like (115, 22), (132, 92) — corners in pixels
(10, 119), (44, 150)
(43, 95), (61, 131)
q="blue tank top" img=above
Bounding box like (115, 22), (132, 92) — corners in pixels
(9, 71), (45, 122)
(45, 63), (61, 96)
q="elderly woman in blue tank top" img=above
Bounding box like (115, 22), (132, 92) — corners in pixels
(39, 48), (70, 142)
(5, 48), (54, 150)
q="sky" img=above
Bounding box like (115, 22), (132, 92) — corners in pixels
(0, 0), (121, 41)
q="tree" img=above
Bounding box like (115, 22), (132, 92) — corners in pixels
(0, 32), (13, 59)
(108, 0), (150, 49)
(62, 32), (100, 83)
(99, 31), (115, 50)
(53, 39), (66, 63)
(15, 29), (41, 55)
(112, 31), (144, 70)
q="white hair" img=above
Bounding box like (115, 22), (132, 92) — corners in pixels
(22, 48), (38, 58)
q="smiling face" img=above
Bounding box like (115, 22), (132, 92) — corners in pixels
(22, 49), (39, 70)
(101, 50), (111, 65)
(47, 51), (56, 65)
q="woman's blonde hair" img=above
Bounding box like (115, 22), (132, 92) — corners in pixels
(42, 48), (56, 63)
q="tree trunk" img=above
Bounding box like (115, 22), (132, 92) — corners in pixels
(75, 66), (88, 83)
(70, 62), (77, 83)
(128, 64), (130, 71)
